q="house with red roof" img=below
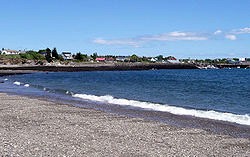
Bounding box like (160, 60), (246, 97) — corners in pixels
(95, 57), (106, 62)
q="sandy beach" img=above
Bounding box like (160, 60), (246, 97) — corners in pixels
(0, 93), (249, 156)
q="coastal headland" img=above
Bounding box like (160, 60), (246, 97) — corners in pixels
(0, 93), (249, 156)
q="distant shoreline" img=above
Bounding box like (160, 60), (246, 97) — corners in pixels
(0, 70), (36, 77)
(0, 63), (198, 74)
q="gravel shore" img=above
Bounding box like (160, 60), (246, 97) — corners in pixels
(0, 93), (249, 156)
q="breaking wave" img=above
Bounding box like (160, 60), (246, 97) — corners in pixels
(24, 84), (30, 87)
(73, 93), (250, 126)
(13, 81), (21, 86)
(13, 81), (30, 87)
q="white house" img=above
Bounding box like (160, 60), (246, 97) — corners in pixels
(239, 58), (246, 62)
(62, 52), (73, 60)
(149, 58), (157, 62)
(167, 56), (180, 64)
(1, 49), (20, 55)
(116, 56), (130, 62)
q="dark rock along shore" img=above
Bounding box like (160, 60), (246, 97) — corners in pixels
(0, 63), (198, 72)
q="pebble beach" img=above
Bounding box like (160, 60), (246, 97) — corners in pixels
(0, 93), (249, 156)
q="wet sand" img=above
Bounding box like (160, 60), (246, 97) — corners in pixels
(0, 93), (249, 156)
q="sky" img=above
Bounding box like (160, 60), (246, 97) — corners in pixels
(1, 0), (250, 59)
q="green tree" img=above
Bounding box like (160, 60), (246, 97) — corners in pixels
(45, 48), (52, 63)
(233, 58), (239, 61)
(130, 54), (140, 62)
(156, 55), (164, 61)
(20, 50), (45, 60)
(221, 58), (228, 63)
(58, 54), (64, 61)
(141, 56), (149, 62)
(91, 52), (98, 60)
(52, 47), (59, 59)
(81, 54), (88, 61)
(74, 52), (88, 62)
(75, 52), (83, 61)
(205, 59), (212, 63)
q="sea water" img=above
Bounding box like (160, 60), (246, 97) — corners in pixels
(1, 69), (250, 125)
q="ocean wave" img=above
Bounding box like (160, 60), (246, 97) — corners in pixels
(66, 91), (74, 95)
(24, 84), (30, 87)
(73, 93), (250, 126)
(13, 81), (30, 87)
(13, 81), (21, 86)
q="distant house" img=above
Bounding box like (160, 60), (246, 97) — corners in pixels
(167, 60), (180, 64)
(227, 58), (239, 64)
(239, 58), (246, 62)
(95, 57), (106, 62)
(167, 56), (180, 64)
(116, 56), (130, 62)
(149, 57), (157, 62)
(105, 57), (115, 62)
(62, 52), (73, 60)
(236, 58), (250, 65)
(1, 49), (20, 55)
(166, 56), (177, 60)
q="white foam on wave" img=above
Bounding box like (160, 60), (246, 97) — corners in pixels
(4, 78), (8, 81)
(24, 84), (30, 87)
(13, 81), (21, 86)
(66, 91), (74, 95)
(73, 94), (250, 126)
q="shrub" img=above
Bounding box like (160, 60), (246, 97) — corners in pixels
(20, 51), (45, 60)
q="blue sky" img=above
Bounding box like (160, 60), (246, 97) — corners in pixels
(1, 0), (250, 58)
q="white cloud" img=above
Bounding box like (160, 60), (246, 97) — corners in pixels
(169, 31), (188, 37)
(93, 27), (250, 46)
(93, 38), (140, 47)
(214, 30), (222, 35)
(225, 34), (237, 40)
(141, 31), (208, 41)
(232, 27), (250, 34)
(93, 31), (208, 47)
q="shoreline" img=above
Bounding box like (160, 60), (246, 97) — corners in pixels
(0, 92), (249, 156)
(2, 86), (250, 139)
(0, 63), (198, 72)
(1, 70), (250, 138)
(0, 70), (37, 77)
